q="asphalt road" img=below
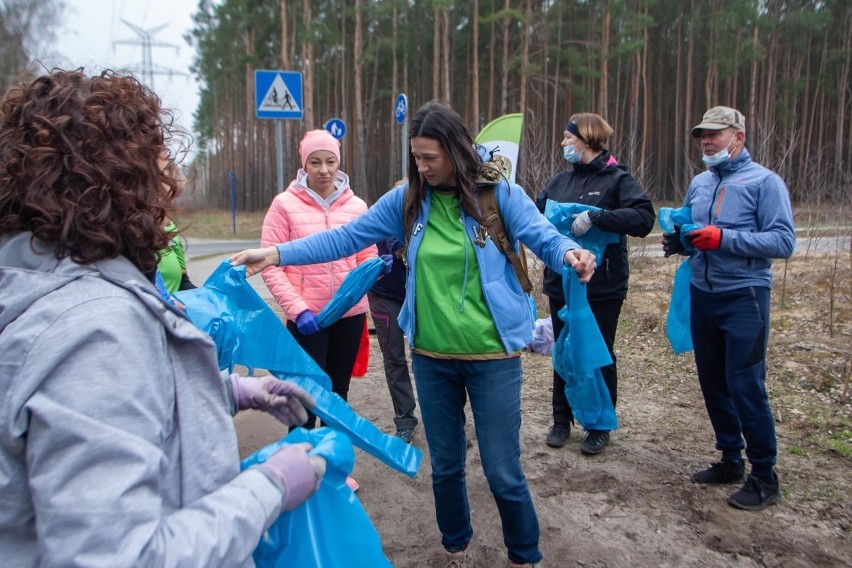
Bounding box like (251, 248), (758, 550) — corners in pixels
(184, 239), (272, 301)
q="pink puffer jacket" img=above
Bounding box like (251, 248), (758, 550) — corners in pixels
(260, 170), (377, 322)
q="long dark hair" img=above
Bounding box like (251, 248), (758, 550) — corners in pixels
(403, 100), (486, 238)
(0, 69), (187, 273)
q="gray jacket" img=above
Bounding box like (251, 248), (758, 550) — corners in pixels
(684, 148), (795, 293)
(0, 233), (281, 567)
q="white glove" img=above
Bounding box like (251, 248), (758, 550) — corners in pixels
(571, 211), (594, 236)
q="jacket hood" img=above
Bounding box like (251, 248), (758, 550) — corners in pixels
(0, 232), (168, 331)
(290, 169), (352, 207)
(572, 150), (628, 176)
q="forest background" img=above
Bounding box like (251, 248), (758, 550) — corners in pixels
(2, 0), (851, 210)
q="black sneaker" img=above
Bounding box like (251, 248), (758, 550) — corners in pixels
(727, 473), (781, 511)
(545, 424), (570, 448)
(581, 430), (610, 455)
(692, 460), (745, 484)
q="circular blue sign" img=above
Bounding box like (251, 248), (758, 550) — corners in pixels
(395, 93), (407, 125)
(324, 117), (347, 139)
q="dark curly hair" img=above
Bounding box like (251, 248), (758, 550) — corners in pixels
(0, 69), (186, 273)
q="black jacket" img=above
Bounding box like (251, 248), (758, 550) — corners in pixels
(535, 151), (654, 302)
(369, 237), (406, 303)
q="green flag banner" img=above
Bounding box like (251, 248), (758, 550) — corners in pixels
(475, 113), (523, 183)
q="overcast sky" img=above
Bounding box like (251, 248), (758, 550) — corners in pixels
(42, 0), (201, 137)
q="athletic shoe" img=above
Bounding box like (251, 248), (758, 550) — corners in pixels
(545, 424), (570, 448)
(727, 473), (781, 511)
(396, 428), (415, 444)
(445, 543), (474, 567)
(692, 460), (745, 484)
(581, 430), (610, 455)
(345, 476), (360, 493)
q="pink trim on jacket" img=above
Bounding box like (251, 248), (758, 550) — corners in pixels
(260, 172), (377, 322)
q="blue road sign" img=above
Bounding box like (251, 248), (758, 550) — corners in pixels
(255, 70), (303, 119)
(324, 117), (347, 139)
(395, 93), (408, 124)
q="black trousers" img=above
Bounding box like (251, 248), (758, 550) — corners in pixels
(549, 296), (622, 428)
(287, 312), (366, 429)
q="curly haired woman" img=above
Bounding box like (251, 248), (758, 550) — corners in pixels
(0, 69), (324, 566)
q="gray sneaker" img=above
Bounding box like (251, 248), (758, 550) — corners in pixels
(445, 543), (474, 567)
(396, 428), (415, 444)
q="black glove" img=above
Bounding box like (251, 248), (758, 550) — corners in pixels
(662, 225), (687, 258)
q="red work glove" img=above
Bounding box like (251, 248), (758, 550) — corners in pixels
(686, 225), (722, 250)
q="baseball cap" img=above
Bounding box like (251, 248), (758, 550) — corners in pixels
(691, 106), (745, 138)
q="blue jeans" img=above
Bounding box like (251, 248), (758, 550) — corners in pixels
(690, 286), (777, 472)
(411, 354), (542, 565)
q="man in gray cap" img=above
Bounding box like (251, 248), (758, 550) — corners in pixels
(662, 106), (795, 510)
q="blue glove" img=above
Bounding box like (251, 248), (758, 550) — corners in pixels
(296, 310), (321, 335)
(379, 254), (394, 275)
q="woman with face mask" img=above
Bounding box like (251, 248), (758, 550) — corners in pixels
(535, 113), (655, 455)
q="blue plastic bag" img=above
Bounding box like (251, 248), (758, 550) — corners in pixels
(174, 261), (331, 389)
(175, 261), (423, 477)
(241, 428), (392, 568)
(657, 207), (696, 354)
(316, 257), (385, 329)
(551, 266), (618, 431)
(544, 200), (621, 260)
(287, 375), (422, 477)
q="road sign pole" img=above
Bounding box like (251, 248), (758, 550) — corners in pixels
(401, 119), (408, 181)
(275, 120), (284, 192)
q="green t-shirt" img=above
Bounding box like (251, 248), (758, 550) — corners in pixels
(158, 222), (187, 294)
(414, 192), (503, 357)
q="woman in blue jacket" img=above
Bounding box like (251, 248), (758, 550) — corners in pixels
(231, 100), (595, 568)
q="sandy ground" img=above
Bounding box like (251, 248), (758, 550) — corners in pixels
(190, 254), (851, 568)
(234, 349), (849, 568)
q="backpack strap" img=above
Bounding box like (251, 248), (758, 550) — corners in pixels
(477, 184), (533, 294)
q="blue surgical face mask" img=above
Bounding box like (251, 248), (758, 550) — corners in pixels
(702, 133), (736, 167)
(563, 144), (583, 164)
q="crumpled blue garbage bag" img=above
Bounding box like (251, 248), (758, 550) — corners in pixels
(175, 261), (422, 477)
(657, 207), (696, 354)
(174, 261), (331, 389)
(551, 266), (618, 431)
(544, 200), (621, 260)
(316, 257), (385, 329)
(241, 428), (392, 568)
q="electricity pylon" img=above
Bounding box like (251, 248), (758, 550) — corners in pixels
(113, 20), (186, 88)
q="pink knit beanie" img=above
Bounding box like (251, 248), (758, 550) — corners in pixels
(298, 129), (341, 168)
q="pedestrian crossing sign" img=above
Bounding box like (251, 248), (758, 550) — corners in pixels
(255, 70), (303, 119)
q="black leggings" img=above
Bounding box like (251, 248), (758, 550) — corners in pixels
(549, 297), (622, 427)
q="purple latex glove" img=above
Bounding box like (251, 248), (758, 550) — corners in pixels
(296, 309), (321, 335)
(379, 254), (394, 275)
(229, 374), (315, 425)
(258, 443), (327, 511)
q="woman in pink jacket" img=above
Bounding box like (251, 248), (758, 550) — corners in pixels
(261, 130), (376, 490)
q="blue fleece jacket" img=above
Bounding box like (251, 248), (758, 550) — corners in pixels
(275, 180), (579, 353)
(684, 148), (795, 293)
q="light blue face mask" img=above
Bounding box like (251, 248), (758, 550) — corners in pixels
(702, 133), (736, 167)
(563, 144), (583, 164)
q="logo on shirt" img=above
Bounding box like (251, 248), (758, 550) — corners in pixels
(412, 222), (423, 236)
